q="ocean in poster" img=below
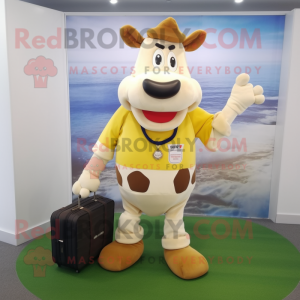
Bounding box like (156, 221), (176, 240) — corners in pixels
(69, 62), (280, 218)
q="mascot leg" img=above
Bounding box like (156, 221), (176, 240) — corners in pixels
(99, 200), (144, 271)
(163, 199), (209, 279)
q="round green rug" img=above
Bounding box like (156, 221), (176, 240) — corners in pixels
(16, 214), (300, 300)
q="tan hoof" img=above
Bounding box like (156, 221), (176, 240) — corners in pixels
(98, 240), (144, 271)
(164, 246), (209, 279)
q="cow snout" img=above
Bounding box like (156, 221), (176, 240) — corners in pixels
(143, 79), (181, 99)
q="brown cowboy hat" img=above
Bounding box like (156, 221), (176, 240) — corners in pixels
(120, 17), (206, 52)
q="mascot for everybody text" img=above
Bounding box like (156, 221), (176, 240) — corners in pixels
(72, 18), (265, 279)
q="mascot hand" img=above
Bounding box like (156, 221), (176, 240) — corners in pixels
(227, 73), (265, 115)
(72, 170), (100, 199)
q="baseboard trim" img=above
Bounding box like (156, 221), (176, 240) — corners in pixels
(276, 213), (300, 224)
(0, 220), (51, 246)
(0, 229), (18, 246)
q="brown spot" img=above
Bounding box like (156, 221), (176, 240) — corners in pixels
(115, 166), (122, 186)
(128, 171), (150, 193)
(191, 169), (196, 184)
(174, 169), (190, 194)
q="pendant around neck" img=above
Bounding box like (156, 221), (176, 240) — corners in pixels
(153, 145), (163, 160)
(140, 126), (178, 161)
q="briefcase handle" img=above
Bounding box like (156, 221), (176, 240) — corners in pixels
(74, 192), (97, 210)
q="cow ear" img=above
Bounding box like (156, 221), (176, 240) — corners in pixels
(183, 30), (206, 52)
(120, 25), (145, 48)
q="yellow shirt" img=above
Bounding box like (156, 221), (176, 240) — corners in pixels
(99, 106), (213, 171)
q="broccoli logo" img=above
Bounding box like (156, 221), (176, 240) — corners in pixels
(23, 247), (54, 277)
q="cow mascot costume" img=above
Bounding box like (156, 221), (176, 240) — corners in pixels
(72, 17), (265, 279)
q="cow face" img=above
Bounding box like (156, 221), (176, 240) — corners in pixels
(118, 19), (206, 132)
(118, 38), (202, 132)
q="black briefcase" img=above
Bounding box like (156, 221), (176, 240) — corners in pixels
(51, 193), (114, 273)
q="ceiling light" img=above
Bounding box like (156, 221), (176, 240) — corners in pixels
(110, 0), (118, 4)
(235, 0), (244, 3)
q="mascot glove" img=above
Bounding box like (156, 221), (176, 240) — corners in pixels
(226, 73), (265, 115)
(72, 170), (100, 199)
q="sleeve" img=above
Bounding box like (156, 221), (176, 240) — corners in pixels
(98, 106), (130, 150)
(188, 107), (214, 145)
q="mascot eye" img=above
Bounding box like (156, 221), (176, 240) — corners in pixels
(170, 57), (175, 67)
(153, 49), (164, 68)
(156, 55), (162, 65)
(43, 67), (47, 70)
(168, 52), (177, 72)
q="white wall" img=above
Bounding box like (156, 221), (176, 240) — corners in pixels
(1, 0), (72, 245)
(0, 0), (17, 245)
(269, 9), (300, 224)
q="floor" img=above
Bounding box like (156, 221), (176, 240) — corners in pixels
(0, 218), (299, 300)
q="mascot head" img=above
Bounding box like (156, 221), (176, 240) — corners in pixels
(118, 17), (206, 131)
